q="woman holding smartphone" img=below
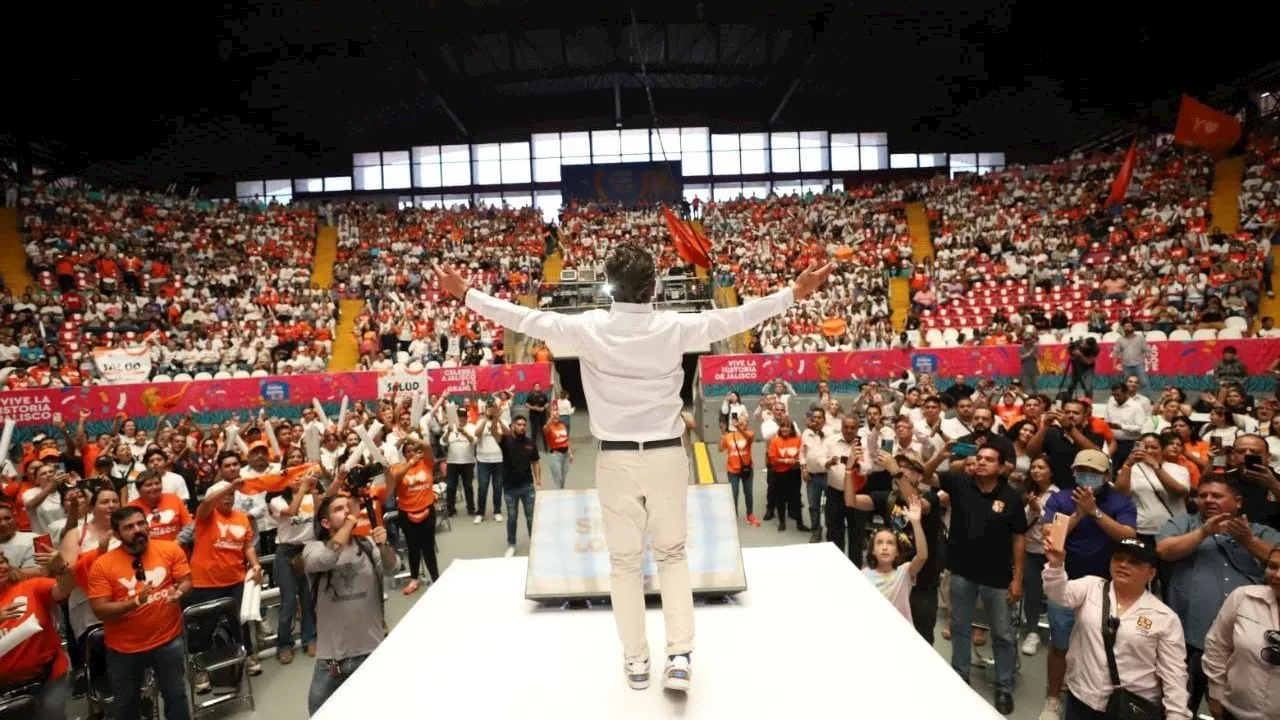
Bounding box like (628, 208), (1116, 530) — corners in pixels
(720, 392), (747, 432)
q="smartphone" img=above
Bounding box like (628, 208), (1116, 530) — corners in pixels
(33, 533), (53, 554)
(1210, 436), (1226, 468)
(1245, 453), (1265, 471)
(880, 438), (894, 453)
(1047, 514), (1070, 551)
(952, 442), (979, 458)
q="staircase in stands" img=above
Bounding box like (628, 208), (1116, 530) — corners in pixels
(892, 203), (934, 332)
(1211, 156), (1276, 324)
(315, 223), (362, 372)
(0, 208), (32, 295)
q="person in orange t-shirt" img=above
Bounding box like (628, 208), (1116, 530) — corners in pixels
(0, 544), (76, 715)
(766, 421), (804, 531)
(86, 506), (192, 720)
(719, 416), (758, 524)
(542, 415), (573, 490)
(187, 452), (264, 685)
(128, 471), (193, 542)
(387, 439), (438, 594)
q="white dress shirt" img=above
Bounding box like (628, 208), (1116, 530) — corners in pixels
(466, 287), (795, 442)
(856, 425), (896, 473)
(1202, 585), (1280, 720)
(1043, 565), (1192, 720)
(1105, 398), (1149, 442)
(821, 434), (855, 491)
(800, 428), (829, 474)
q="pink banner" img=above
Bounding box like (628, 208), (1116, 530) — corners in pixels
(426, 363), (551, 396)
(699, 339), (1280, 388)
(0, 372), (377, 427)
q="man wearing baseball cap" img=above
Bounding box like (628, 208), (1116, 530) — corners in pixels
(1037, 449), (1138, 720)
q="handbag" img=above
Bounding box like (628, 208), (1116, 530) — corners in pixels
(1100, 580), (1165, 720)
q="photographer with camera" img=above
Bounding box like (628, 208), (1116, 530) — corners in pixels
(303, 494), (400, 716)
(1062, 337), (1100, 402)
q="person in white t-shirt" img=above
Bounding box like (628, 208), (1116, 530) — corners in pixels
(20, 462), (66, 536)
(440, 408), (478, 517)
(124, 448), (191, 503)
(473, 405), (506, 524)
(266, 456), (320, 663)
(1115, 433), (1190, 543)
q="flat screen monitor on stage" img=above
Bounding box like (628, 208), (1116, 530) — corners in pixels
(524, 485), (747, 602)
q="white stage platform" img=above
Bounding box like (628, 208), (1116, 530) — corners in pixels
(314, 543), (1002, 719)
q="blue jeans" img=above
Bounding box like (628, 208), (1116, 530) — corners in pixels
(949, 573), (1016, 694)
(806, 473), (826, 532)
(544, 450), (570, 489)
(106, 637), (191, 720)
(307, 654), (369, 716)
(476, 462), (504, 516)
(727, 468), (754, 516)
(274, 543), (317, 652)
(1022, 552), (1047, 630)
(504, 483), (536, 546)
(1122, 364), (1148, 392)
(1047, 600), (1077, 650)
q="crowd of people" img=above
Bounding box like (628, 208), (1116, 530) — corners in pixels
(4, 184), (336, 388)
(713, 367), (1280, 719)
(334, 203), (548, 368)
(0, 380), (577, 719)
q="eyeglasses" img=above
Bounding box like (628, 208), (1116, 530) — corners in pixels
(1262, 630), (1280, 666)
(131, 556), (146, 583)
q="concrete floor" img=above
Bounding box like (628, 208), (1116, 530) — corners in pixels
(186, 412), (1075, 720)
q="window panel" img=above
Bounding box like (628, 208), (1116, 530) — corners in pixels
(680, 127), (710, 153)
(651, 129), (681, 160)
(324, 176), (351, 192)
(799, 131), (828, 148)
(619, 129), (649, 158)
(890, 153), (918, 169)
(353, 152), (381, 167)
(712, 149), (740, 175)
(979, 152), (1005, 167)
(860, 145), (888, 171)
(476, 192), (503, 208)
(771, 132), (800, 173)
(535, 191), (562, 223)
(740, 147), (768, 174)
(710, 133), (739, 151)
(741, 182), (769, 199)
(712, 183), (742, 202)
(739, 133), (767, 151)
(591, 130), (621, 162)
(799, 144), (828, 172)
(441, 143), (472, 186)
(265, 179), (291, 198)
(443, 193), (471, 209)
(802, 181), (827, 195)
(502, 193), (533, 209)
(416, 195), (444, 209)
(412, 146), (439, 163)
(773, 180), (802, 197)
(472, 144), (501, 185)
(415, 160), (442, 188)
(382, 150), (411, 189)
(860, 132), (888, 146)
(682, 151), (710, 176)
(560, 132), (591, 164)
(918, 153), (947, 168)
(683, 183), (710, 205)
(441, 144), (470, 164)
(829, 178), (844, 192)
(949, 153), (977, 170)
(831, 133), (860, 171)
(354, 165), (382, 191)
(500, 142), (531, 184)
(531, 133), (561, 159)
(771, 132), (799, 150)
(236, 181), (264, 200)
(293, 178), (323, 193)
(533, 157), (561, 183)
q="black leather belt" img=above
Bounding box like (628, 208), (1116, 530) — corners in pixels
(599, 437), (683, 452)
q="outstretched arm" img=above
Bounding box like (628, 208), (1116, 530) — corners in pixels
(435, 262), (581, 347)
(674, 261), (835, 348)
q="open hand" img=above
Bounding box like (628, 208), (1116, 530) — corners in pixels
(906, 495), (922, 524)
(0, 601), (26, 621)
(1072, 487), (1098, 517)
(1202, 512), (1233, 535)
(792, 261), (836, 301)
(432, 261), (470, 301)
(1224, 514), (1253, 543)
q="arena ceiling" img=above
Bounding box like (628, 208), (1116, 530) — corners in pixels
(3, 0), (1273, 188)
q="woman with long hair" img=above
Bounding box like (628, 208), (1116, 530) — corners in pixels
(719, 391), (747, 433)
(1116, 433), (1190, 547)
(1009, 420), (1037, 476)
(1171, 416), (1210, 477)
(57, 485), (121, 649)
(862, 495), (928, 622)
(266, 447), (321, 664)
(386, 437), (439, 594)
(765, 420), (803, 532)
(1019, 457), (1058, 657)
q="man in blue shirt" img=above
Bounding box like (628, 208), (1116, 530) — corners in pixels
(1039, 449), (1137, 720)
(1155, 475), (1280, 714)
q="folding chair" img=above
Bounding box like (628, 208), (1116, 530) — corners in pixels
(183, 598), (255, 718)
(380, 510), (412, 589)
(82, 623), (161, 719)
(0, 684), (39, 718)
(255, 552), (283, 652)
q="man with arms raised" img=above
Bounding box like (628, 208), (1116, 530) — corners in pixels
(434, 243), (832, 694)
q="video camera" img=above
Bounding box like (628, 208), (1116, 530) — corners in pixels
(346, 462), (385, 494)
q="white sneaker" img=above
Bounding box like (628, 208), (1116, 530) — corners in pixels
(624, 659), (650, 690)
(503, 546), (516, 558)
(1021, 632), (1041, 656)
(1038, 696), (1062, 720)
(663, 655), (691, 693)
(495, 513), (504, 522)
(473, 515), (482, 525)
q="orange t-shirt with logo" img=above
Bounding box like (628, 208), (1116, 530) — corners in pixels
(767, 434), (803, 473)
(721, 430), (755, 474)
(86, 541), (191, 654)
(544, 423), (570, 451)
(0, 578), (69, 683)
(128, 494), (193, 542)
(350, 485), (386, 538)
(397, 461), (436, 521)
(191, 509), (253, 589)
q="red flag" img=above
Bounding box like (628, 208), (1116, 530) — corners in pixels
(1106, 140), (1138, 208)
(663, 206), (710, 269)
(1173, 95), (1241, 156)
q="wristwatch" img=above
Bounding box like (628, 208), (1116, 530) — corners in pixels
(1093, 509), (1104, 519)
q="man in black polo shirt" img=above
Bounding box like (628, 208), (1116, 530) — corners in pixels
(525, 383), (551, 451)
(499, 416), (541, 557)
(846, 452), (944, 644)
(1025, 400), (1102, 491)
(923, 444), (1026, 716)
(957, 407), (1015, 470)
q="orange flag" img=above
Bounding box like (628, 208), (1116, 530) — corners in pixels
(1173, 95), (1241, 156)
(1106, 139), (1138, 209)
(239, 463), (321, 495)
(663, 206), (711, 269)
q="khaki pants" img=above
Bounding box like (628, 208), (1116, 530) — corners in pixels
(596, 445), (694, 663)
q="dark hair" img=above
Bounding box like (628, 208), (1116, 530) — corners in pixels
(314, 495), (343, 541)
(922, 395), (942, 407)
(216, 450), (241, 468)
(89, 485), (118, 508)
(1006, 419), (1034, 442)
(143, 448), (167, 465)
(865, 527), (904, 568)
(110, 506), (145, 532)
(1198, 473), (1242, 497)
(1138, 432), (1161, 445)
(603, 241), (657, 304)
(0, 501), (13, 516)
